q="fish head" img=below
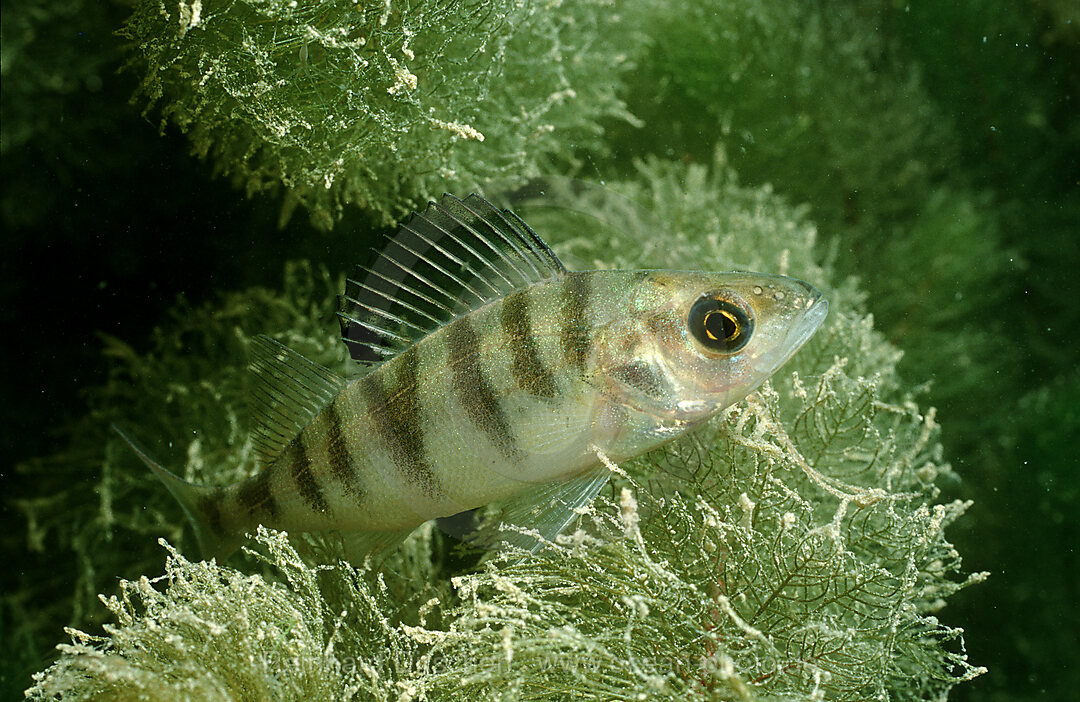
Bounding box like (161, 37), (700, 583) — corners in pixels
(595, 271), (828, 425)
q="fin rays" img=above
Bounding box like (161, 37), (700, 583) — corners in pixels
(248, 335), (347, 466)
(338, 194), (567, 366)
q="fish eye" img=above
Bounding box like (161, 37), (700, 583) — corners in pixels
(688, 295), (753, 354)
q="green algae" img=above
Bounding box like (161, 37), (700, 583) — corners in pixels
(15, 0), (1073, 698)
(20, 156), (984, 700)
(120, 0), (635, 228)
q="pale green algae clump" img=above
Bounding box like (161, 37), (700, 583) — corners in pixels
(121, 0), (634, 228)
(23, 156), (985, 700)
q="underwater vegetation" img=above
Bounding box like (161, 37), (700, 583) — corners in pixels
(611, 0), (1024, 455)
(121, 0), (634, 228)
(3, 0), (1078, 700)
(23, 157), (985, 700)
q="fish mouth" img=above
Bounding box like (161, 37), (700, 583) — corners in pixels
(672, 292), (827, 420)
(777, 290), (828, 366)
(753, 283), (828, 378)
(791, 291), (829, 349)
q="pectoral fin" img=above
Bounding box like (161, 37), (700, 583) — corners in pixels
(477, 465), (612, 554)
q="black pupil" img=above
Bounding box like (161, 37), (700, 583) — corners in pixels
(705, 311), (737, 341)
(689, 296), (753, 353)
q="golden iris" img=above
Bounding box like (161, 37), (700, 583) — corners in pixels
(689, 296), (753, 353)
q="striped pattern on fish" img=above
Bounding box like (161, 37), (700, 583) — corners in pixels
(119, 195), (828, 560)
(209, 272), (611, 538)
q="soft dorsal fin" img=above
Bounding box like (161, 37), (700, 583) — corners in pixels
(248, 335), (347, 466)
(337, 193), (567, 365)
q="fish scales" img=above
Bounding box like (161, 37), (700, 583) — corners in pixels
(559, 272), (593, 372)
(122, 194), (828, 559)
(290, 436), (330, 515)
(349, 274), (606, 527)
(235, 469), (278, 520)
(216, 274), (602, 537)
(356, 346), (442, 500)
(446, 315), (526, 464)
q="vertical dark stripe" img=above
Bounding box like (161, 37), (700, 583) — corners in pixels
(325, 399), (362, 497)
(358, 349), (441, 497)
(501, 290), (559, 398)
(446, 317), (523, 462)
(391, 350), (435, 492)
(559, 272), (591, 372)
(291, 438), (330, 514)
(237, 469), (280, 520)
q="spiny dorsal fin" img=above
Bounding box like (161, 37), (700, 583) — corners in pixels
(248, 335), (347, 466)
(338, 193), (567, 365)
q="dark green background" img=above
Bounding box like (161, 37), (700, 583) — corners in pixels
(2, 1), (1077, 699)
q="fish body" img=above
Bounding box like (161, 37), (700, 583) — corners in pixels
(123, 195), (827, 558)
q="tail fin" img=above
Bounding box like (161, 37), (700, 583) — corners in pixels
(113, 425), (242, 561)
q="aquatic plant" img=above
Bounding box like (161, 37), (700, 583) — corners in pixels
(121, 0), (633, 228)
(23, 528), (450, 702)
(615, 2), (951, 233)
(615, 0), (1023, 487)
(21, 155), (984, 700)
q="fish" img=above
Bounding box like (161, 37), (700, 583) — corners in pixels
(118, 193), (828, 559)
